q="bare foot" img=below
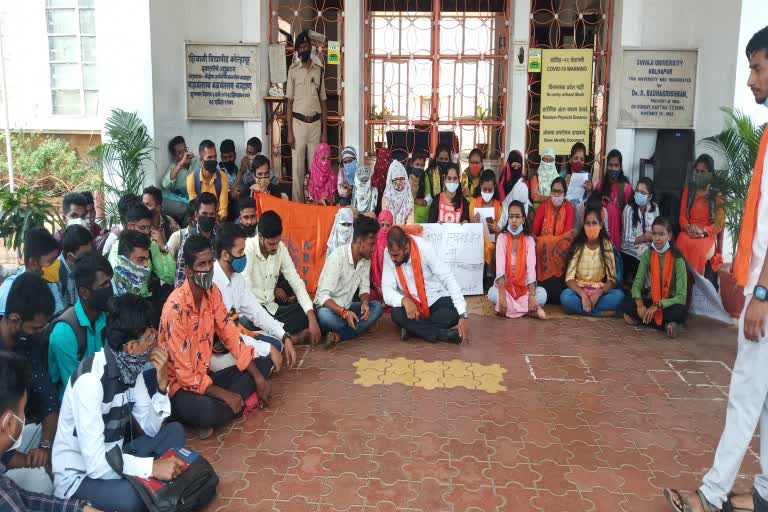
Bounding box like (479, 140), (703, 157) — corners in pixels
(535, 307), (547, 320)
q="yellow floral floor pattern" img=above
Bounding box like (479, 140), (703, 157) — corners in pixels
(353, 357), (507, 393)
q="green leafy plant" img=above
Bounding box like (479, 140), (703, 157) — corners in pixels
(0, 132), (100, 196)
(703, 107), (766, 256)
(88, 109), (155, 227)
(0, 186), (62, 256)
(475, 104), (488, 121)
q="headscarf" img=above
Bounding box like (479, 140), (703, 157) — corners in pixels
(326, 207), (354, 257)
(498, 150), (524, 200)
(382, 161), (414, 224)
(371, 210), (394, 291)
(341, 146), (358, 184)
(352, 165), (377, 212)
(309, 143), (336, 203)
(372, 146), (392, 194)
(113, 255), (151, 296)
(537, 147), (559, 196)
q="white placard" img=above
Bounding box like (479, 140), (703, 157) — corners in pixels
(473, 207), (497, 242)
(185, 43), (260, 121)
(420, 223), (485, 296)
(566, 173), (589, 202)
(687, 264), (733, 324)
(619, 49), (697, 129)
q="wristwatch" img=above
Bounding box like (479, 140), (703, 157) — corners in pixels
(40, 440), (51, 449)
(755, 285), (768, 302)
(461, 312), (470, 319)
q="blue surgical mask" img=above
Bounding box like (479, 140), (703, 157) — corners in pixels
(634, 191), (648, 207)
(230, 254), (247, 273)
(343, 161), (357, 183)
(653, 241), (670, 254)
(508, 224), (523, 236)
(445, 182), (459, 194)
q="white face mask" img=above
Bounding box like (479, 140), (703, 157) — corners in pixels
(446, 182), (459, 194)
(6, 412), (24, 451)
(481, 191), (494, 203)
(67, 217), (88, 228)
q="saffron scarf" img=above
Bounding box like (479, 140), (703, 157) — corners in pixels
(541, 198), (567, 236)
(395, 236), (430, 318)
(733, 128), (768, 286)
(504, 233), (528, 299)
(650, 250), (674, 326)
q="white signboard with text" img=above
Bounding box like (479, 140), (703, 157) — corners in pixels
(185, 43), (260, 121)
(420, 223), (484, 296)
(619, 49), (697, 129)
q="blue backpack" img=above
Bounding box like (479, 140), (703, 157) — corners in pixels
(193, 167), (222, 198)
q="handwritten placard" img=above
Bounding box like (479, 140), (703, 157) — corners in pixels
(185, 43), (260, 121)
(420, 223), (485, 296)
(619, 49), (697, 129)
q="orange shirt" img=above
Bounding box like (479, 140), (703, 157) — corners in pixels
(159, 280), (254, 397)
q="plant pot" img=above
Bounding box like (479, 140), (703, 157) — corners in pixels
(719, 264), (745, 318)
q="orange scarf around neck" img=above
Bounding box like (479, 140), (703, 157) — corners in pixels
(395, 236), (430, 318)
(542, 198), (567, 236)
(733, 129), (768, 286)
(504, 233), (528, 299)
(650, 250), (674, 326)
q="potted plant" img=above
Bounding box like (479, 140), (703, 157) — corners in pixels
(703, 108), (766, 317)
(0, 185), (62, 259)
(475, 104), (489, 157)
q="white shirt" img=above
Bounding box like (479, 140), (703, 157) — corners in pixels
(621, 203), (659, 259)
(498, 180), (532, 229)
(212, 261), (287, 346)
(101, 224), (124, 256)
(746, 147), (768, 295)
(382, 236), (467, 315)
(243, 238), (314, 315)
(314, 244), (371, 308)
(53, 348), (171, 499)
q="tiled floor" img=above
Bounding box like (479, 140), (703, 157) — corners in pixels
(193, 306), (757, 512)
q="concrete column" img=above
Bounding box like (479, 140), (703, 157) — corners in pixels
(241, 0), (268, 151)
(343, 1), (363, 156)
(507, 0), (529, 157)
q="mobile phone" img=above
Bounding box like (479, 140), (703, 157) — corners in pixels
(485, 217), (494, 224)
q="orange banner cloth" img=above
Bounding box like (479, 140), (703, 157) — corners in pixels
(255, 192), (340, 294)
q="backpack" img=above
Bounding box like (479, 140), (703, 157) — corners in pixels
(42, 306), (87, 371)
(194, 168), (222, 198)
(93, 225), (123, 255)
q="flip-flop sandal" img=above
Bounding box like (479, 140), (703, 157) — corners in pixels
(664, 489), (721, 512)
(324, 332), (341, 350)
(666, 322), (682, 339)
(624, 314), (639, 326)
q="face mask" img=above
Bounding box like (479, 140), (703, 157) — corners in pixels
(299, 50), (311, 62)
(584, 225), (601, 241)
(67, 217), (88, 228)
(511, 166), (523, 180)
(114, 256), (151, 295)
(694, 173), (712, 187)
(571, 161), (585, 172)
(203, 160), (218, 173)
(192, 269), (214, 290)
(551, 195), (565, 207)
(42, 259), (61, 283)
(111, 345), (153, 387)
(392, 179), (405, 192)
(230, 253), (247, 273)
(89, 286), (114, 312)
(508, 224), (523, 236)
(653, 240), (671, 254)
(241, 223), (257, 238)
(6, 412), (24, 452)
(607, 169), (621, 181)
(198, 215), (216, 233)
(481, 191), (494, 203)
(437, 161), (450, 173)
(221, 161), (237, 174)
(445, 182), (459, 194)
(343, 161), (357, 183)
(256, 177), (271, 190)
(409, 166), (424, 178)
(634, 191), (648, 207)
(469, 163), (482, 177)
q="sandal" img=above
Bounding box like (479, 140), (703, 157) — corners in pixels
(624, 314), (639, 326)
(724, 492), (752, 512)
(324, 332), (341, 349)
(664, 488), (721, 512)
(666, 322), (682, 339)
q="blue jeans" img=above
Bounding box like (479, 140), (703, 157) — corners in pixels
(72, 422), (186, 512)
(316, 301), (383, 341)
(560, 288), (624, 317)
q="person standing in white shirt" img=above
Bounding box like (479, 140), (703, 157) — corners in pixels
(382, 226), (471, 343)
(665, 26), (768, 512)
(212, 223), (297, 374)
(314, 216), (384, 347)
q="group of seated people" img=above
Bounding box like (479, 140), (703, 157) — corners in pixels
(0, 135), (721, 511)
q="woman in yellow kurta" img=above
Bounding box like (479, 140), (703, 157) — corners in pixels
(676, 154), (724, 278)
(470, 170), (503, 267)
(460, 148), (484, 201)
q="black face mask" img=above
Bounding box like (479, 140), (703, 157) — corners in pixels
(89, 286), (114, 312)
(437, 161), (450, 173)
(221, 161), (237, 175)
(241, 223), (257, 238)
(409, 166), (424, 178)
(198, 215), (216, 233)
(299, 50), (311, 62)
(511, 167), (523, 180)
(203, 160), (218, 173)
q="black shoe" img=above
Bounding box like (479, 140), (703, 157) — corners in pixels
(439, 329), (462, 344)
(400, 328), (409, 341)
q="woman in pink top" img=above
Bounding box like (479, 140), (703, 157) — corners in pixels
(595, 149), (632, 248)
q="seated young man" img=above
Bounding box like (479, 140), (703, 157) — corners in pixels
(55, 192), (90, 241)
(187, 140), (229, 222)
(0, 352), (100, 512)
(236, 196), (258, 237)
(166, 200), (198, 260)
(58, 225), (93, 310)
(314, 215), (384, 346)
(244, 211), (321, 343)
(174, 193), (218, 287)
(100, 194), (141, 256)
(160, 235), (272, 438)
(142, 185), (180, 246)
(1, 274), (58, 494)
(382, 226), (471, 343)
(239, 155), (284, 199)
(0, 227), (63, 316)
(48, 253), (114, 398)
(53, 294), (186, 512)
(81, 191), (104, 241)
(212, 223), (296, 373)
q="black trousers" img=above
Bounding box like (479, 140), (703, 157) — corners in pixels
(621, 253), (641, 285)
(171, 366), (256, 429)
(621, 296), (688, 329)
(539, 277), (563, 305)
(272, 302), (309, 334)
(391, 296), (459, 342)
